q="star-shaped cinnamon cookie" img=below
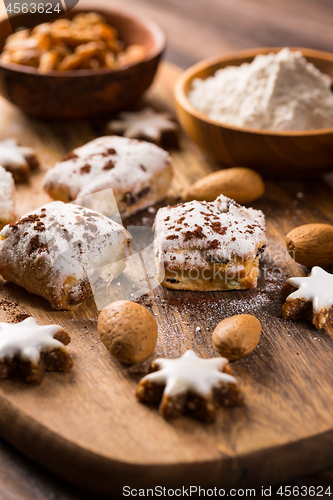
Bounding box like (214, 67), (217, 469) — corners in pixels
(0, 316), (73, 384)
(0, 165), (16, 229)
(0, 138), (39, 182)
(136, 350), (243, 421)
(281, 266), (333, 329)
(107, 108), (179, 148)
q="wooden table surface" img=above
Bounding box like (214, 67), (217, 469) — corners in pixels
(1, 0), (333, 498)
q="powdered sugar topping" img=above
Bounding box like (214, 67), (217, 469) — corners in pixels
(0, 317), (67, 364)
(107, 107), (178, 142)
(140, 350), (236, 397)
(43, 136), (171, 201)
(0, 166), (15, 225)
(286, 266), (333, 313)
(0, 200), (129, 281)
(0, 138), (35, 169)
(154, 195), (266, 267)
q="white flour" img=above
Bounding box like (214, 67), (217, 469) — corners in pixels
(188, 48), (333, 131)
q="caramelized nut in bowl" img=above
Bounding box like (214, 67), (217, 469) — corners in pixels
(175, 47), (333, 179)
(0, 7), (166, 119)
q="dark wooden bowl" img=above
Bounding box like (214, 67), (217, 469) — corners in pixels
(175, 47), (333, 179)
(0, 7), (166, 120)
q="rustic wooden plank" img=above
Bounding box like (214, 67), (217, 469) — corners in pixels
(1, 0), (333, 497)
(3, 0), (333, 69)
(90, 0), (333, 68)
(0, 59), (332, 497)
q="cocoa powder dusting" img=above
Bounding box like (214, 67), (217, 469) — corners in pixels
(62, 151), (78, 161)
(80, 164), (91, 174)
(183, 225), (205, 241)
(33, 221), (45, 232)
(0, 300), (30, 323)
(103, 160), (115, 171)
(13, 313), (31, 323)
(28, 235), (49, 256)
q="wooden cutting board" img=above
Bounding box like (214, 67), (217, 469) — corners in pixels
(0, 62), (333, 497)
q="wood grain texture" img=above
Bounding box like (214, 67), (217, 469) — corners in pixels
(0, 61), (332, 497)
(90, 0), (333, 69)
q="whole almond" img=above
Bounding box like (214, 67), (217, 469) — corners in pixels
(212, 314), (261, 360)
(98, 300), (157, 364)
(185, 167), (265, 204)
(286, 223), (333, 268)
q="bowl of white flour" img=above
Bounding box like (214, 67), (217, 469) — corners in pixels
(175, 47), (333, 178)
